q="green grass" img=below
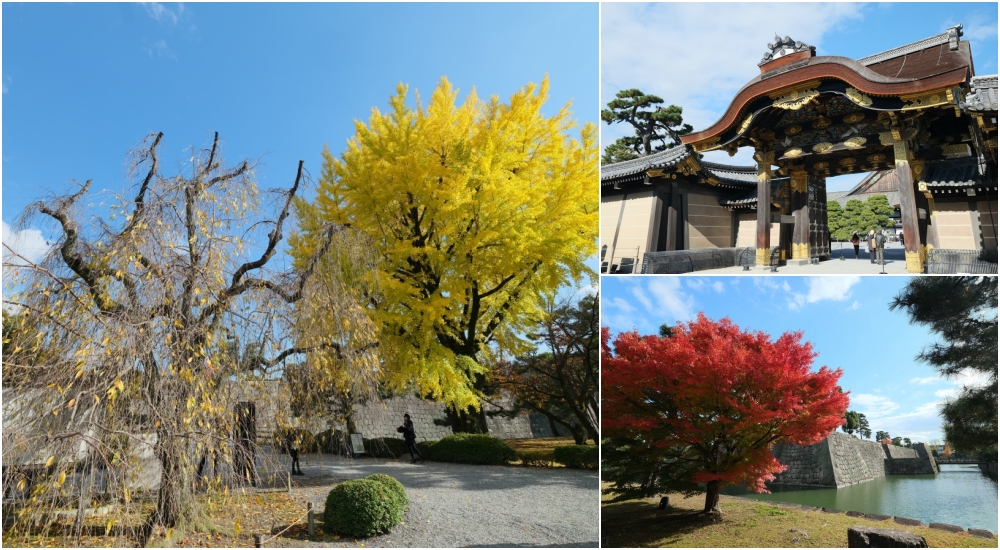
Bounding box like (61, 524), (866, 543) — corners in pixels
(601, 489), (997, 548)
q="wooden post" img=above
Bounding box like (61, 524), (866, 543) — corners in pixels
(755, 150), (774, 266)
(254, 534), (264, 548)
(891, 130), (924, 273)
(789, 168), (809, 259)
(286, 471), (291, 492)
(307, 502), (315, 537)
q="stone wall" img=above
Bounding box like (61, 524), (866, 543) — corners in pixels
(772, 433), (939, 488)
(771, 437), (836, 487)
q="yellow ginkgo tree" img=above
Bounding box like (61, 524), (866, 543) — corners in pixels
(294, 76), (598, 432)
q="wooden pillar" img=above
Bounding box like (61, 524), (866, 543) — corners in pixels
(892, 133), (925, 273)
(665, 182), (678, 251)
(790, 168), (810, 259)
(755, 150), (774, 266)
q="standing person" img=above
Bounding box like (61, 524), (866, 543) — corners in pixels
(397, 413), (424, 463)
(286, 429), (304, 476)
(899, 231), (904, 247)
(850, 231), (861, 259)
(875, 228), (887, 265)
(867, 229), (876, 264)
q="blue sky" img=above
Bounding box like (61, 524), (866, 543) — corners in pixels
(602, 2), (999, 192)
(601, 275), (992, 444)
(2, 3), (598, 273)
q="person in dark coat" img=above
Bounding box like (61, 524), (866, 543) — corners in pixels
(867, 229), (877, 263)
(286, 430), (304, 476)
(850, 231), (861, 259)
(397, 413), (424, 463)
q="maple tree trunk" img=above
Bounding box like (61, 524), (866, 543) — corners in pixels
(446, 404), (489, 434)
(703, 480), (723, 517)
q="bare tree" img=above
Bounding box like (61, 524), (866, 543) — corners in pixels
(2, 132), (377, 543)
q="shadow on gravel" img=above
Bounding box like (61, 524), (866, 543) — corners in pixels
(269, 453), (598, 493)
(467, 542), (599, 548)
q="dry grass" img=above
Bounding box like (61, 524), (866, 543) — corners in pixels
(601, 490), (997, 548)
(505, 437), (594, 468)
(2, 490), (339, 548)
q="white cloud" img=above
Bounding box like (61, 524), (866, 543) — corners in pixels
(2, 75), (10, 95)
(846, 300), (859, 311)
(686, 278), (705, 291)
(142, 2), (186, 25)
(909, 376), (938, 385)
(606, 297), (636, 315)
(712, 281), (725, 293)
(789, 276), (860, 310)
(934, 388), (960, 399)
(867, 401), (945, 443)
(851, 393), (900, 418)
(2, 221), (49, 266)
(601, 3), (864, 152)
(145, 39), (177, 60)
(646, 277), (695, 324)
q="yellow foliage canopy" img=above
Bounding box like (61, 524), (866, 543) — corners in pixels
(294, 76), (597, 409)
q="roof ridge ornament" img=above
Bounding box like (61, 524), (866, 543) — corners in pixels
(759, 35), (816, 67)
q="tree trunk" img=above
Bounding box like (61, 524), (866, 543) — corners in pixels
(151, 430), (198, 531)
(703, 480), (723, 518)
(446, 404), (489, 434)
(571, 422), (588, 445)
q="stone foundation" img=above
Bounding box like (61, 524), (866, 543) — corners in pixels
(772, 433), (939, 488)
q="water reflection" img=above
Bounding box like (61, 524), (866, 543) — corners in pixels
(721, 465), (998, 532)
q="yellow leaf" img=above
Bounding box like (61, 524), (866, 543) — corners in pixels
(66, 398), (76, 409)
(115, 379), (124, 392)
(17, 479), (26, 491)
(45, 456), (55, 468)
(234, 516), (242, 536)
(58, 471), (66, 486)
(106, 519), (113, 534)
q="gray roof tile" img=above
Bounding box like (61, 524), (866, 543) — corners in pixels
(600, 145), (690, 182)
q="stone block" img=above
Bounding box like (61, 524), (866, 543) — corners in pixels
(893, 517), (925, 527)
(847, 526), (928, 548)
(967, 528), (996, 539)
(799, 505), (820, 511)
(822, 507), (845, 514)
(846, 511), (866, 518)
(863, 513), (891, 521)
(928, 522), (963, 533)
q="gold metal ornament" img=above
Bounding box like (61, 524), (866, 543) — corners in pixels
(812, 142), (833, 154)
(692, 137), (721, 153)
(783, 125), (802, 135)
(845, 87), (873, 108)
(867, 153), (886, 163)
(838, 157), (857, 167)
(738, 114), (754, 134)
(843, 112), (866, 124)
(783, 148), (804, 158)
(899, 89), (950, 111)
(812, 161), (829, 171)
(769, 81), (822, 110)
(812, 116), (832, 129)
(844, 136), (867, 149)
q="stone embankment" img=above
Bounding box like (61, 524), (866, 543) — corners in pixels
(771, 433), (939, 488)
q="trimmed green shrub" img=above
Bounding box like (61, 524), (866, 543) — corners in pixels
(517, 449), (555, 468)
(365, 473), (408, 506)
(364, 437), (410, 458)
(554, 445), (598, 470)
(419, 434), (516, 465)
(323, 477), (405, 537)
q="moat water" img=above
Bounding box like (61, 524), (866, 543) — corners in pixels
(720, 464), (998, 532)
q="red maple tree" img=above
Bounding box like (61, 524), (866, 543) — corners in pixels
(602, 314), (849, 517)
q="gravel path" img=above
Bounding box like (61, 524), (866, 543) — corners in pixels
(279, 453), (599, 548)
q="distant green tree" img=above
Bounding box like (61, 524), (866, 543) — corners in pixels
(875, 430), (891, 442)
(658, 324), (676, 338)
(862, 194), (894, 230)
(858, 413), (872, 439)
(841, 410), (860, 436)
(891, 436), (903, 446)
(827, 201), (849, 241)
(890, 277), (998, 460)
(601, 140), (640, 165)
(903, 437), (912, 448)
(841, 199), (866, 235)
(601, 89), (692, 158)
